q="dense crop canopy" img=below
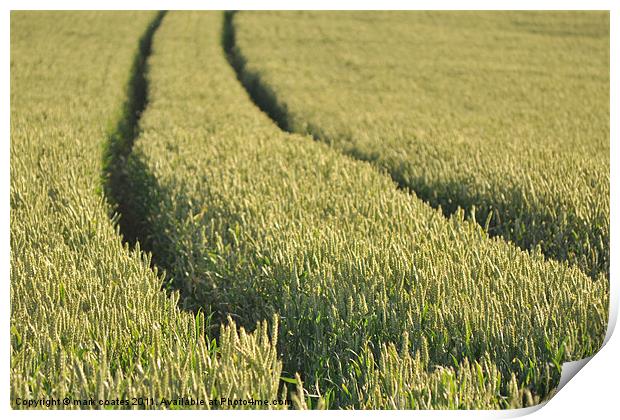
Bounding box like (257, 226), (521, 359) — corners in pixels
(10, 10), (609, 410)
(119, 12), (608, 408)
(10, 11), (292, 409)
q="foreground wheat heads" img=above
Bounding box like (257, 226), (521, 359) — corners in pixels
(10, 11), (297, 409)
(232, 11), (610, 280)
(118, 11), (608, 409)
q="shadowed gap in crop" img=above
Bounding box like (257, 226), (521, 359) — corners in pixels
(99, 11), (209, 314)
(101, 10), (213, 313)
(103, 10), (166, 245)
(101, 10), (255, 333)
(222, 11), (607, 280)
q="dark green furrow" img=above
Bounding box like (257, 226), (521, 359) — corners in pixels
(103, 11), (166, 245)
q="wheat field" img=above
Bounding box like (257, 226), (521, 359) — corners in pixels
(10, 11), (609, 409)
